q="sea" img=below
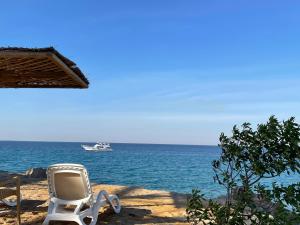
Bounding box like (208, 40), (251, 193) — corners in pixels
(0, 141), (298, 198)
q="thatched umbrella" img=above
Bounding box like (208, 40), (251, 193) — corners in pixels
(0, 47), (89, 88)
(0, 47), (89, 224)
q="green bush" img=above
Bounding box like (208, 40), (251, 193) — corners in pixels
(187, 116), (300, 225)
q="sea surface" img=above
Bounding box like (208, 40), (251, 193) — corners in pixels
(0, 141), (298, 198)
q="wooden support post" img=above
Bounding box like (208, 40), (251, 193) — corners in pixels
(16, 176), (21, 225)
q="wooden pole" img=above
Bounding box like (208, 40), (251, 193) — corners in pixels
(16, 176), (21, 225)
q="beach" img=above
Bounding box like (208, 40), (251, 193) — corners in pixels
(0, 174), (188, 225)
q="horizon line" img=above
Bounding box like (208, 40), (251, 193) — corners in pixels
(0, 139), (218, 147)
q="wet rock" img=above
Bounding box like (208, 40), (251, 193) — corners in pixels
(25, 168), (47, 179)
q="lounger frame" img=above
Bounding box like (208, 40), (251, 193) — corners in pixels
(43, 163), (121, 225)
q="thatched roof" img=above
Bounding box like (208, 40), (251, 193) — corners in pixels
(0, 47), (89, 88)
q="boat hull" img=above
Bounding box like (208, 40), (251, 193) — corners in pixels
(81, 145), (112, 151)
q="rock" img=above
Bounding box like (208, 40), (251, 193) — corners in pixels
(25, 168), (47, 179)
(214, 187), (280, 215)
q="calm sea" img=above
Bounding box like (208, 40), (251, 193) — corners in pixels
(0, 141), (298, 198)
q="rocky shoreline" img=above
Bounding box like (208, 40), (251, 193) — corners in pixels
(0, 170), (188, 225)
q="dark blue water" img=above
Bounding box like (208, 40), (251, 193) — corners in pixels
(0, 141), (298, 198)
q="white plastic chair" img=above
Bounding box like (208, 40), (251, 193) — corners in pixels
(42, 163), (121, 225)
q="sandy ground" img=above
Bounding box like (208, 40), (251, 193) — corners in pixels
(0, 179), (188, 225)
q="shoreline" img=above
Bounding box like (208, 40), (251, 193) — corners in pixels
(0, 171), (189, 225)
(0, 169), (191, 195)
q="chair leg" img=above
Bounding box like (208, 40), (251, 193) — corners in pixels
(74, 217), (86, 225)
(42, 216), (50, 225)
(93, 190), (121, 215)
(108, 195), (121, 214)
(89, 212), (101, 225)
(89, 218), (97, 225)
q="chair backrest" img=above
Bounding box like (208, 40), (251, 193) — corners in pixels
(47, 164), (93, 204)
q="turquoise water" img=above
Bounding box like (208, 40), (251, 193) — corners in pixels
(0, 141), (298, 198)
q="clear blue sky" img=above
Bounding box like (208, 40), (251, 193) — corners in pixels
(1, 1), (300, 145)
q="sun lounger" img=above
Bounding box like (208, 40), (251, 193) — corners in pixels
(42, 163), (121, 225)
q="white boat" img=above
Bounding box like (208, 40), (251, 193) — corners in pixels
(81, 142), (112, 151)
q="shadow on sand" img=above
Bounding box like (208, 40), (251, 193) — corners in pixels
(1, 173), (188, 224)
(22, 206), (185, 225)
(117, 185), (188, 209)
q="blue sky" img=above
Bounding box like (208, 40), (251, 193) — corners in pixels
(1, 1), (300, 144)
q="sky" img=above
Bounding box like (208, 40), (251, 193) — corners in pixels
(0, 1), (300, 145)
